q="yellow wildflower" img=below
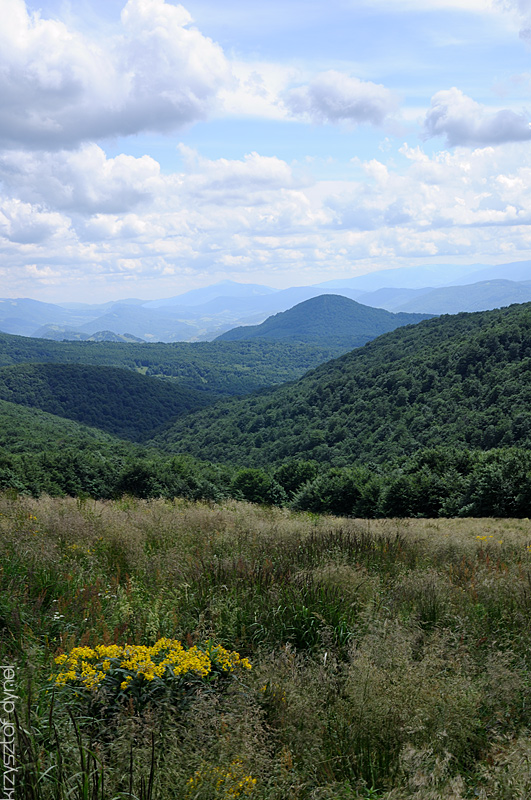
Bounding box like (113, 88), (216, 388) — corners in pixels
(51, 638), (251, 699)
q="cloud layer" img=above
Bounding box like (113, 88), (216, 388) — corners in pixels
(3, 138), (531, 298)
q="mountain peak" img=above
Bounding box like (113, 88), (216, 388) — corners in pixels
(216, 293), (431, 346)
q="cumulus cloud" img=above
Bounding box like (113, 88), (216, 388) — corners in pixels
(423, 87), (531, 146)
(0, 199), (71, 244)
(283, 70), (399, 126)
(496, 0), (531, 40)
(325, 143), (531, 235)
(177, 146), (306, 203)
(0, 0), (230, 150)
(0, 145), (162, 213)
(0, 141), (336, 297)
(218, 61), (296, 120)
(0, 142), (315, 225)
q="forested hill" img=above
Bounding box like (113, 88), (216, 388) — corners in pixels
(0, 333), (343, 396)
(0, 397), (127, 453)
(216, 294), (432, 345)
(0, 397), (235, 501)
(0, 363), (213, 441)
(150, 302), (531, 466)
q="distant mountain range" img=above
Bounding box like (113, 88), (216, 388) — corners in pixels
(143, 279), (276, 308)
(358, 279), (531, 314)
(314, 260), (531, 289)
(1, 261), (530, 342)
(34, 327), (145, 343)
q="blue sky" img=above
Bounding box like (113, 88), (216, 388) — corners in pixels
(2, 0), (531, 301)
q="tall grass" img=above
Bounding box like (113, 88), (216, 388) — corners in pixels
(1, 495), (531, 798)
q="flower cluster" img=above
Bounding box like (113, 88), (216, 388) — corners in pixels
(51, 638), (251, 696)
(186, 759), (257, 798)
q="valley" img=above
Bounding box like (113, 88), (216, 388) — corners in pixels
(0, 294), (529, 519)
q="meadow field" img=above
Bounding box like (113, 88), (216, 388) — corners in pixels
(1, 494), (531, 799)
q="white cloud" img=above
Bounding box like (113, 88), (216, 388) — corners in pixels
(283, 71), (399, 126)
(326, 143), (531, 235)
(0, 142), (309, 221)
(496, 0), (531, 39)
(218, 61), (296, 120)
(4, 0), (531, 301)
(24, 264), (63, 283)
(177, 146), (306, 202)
(0, 0), (230, 150)
(0, 145), (162, 213)
(423, 87), (531, 146)
(0, 198), (71, 244)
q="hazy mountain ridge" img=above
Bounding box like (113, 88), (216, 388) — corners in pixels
(385, 280), (531, 314)
(315, 260), (531, 290)
(33, 327), (145, 343)
(355, 286), (434, 310)
(1, 261), (529, 342)
(143, 279), (276, 308)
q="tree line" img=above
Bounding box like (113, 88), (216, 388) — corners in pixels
(1, 443), (529, 518)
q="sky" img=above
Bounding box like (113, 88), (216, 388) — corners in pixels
(3, 0), (531, 302)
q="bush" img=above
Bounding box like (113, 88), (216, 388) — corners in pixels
(230, 468), (287, 506)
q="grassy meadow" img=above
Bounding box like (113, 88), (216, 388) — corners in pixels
(1, 494), (531, 799)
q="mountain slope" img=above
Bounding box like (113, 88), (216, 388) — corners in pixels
(393, 280), (531, 314)
(0, 363), (214, 441)
(0, 397), (130, 454)
(144, 280), (276, 308)
(314, 263), (487, 290)
(446, 261), (531, 285)
(216, 294), (432, 345)
(150, 303), (531, 466)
